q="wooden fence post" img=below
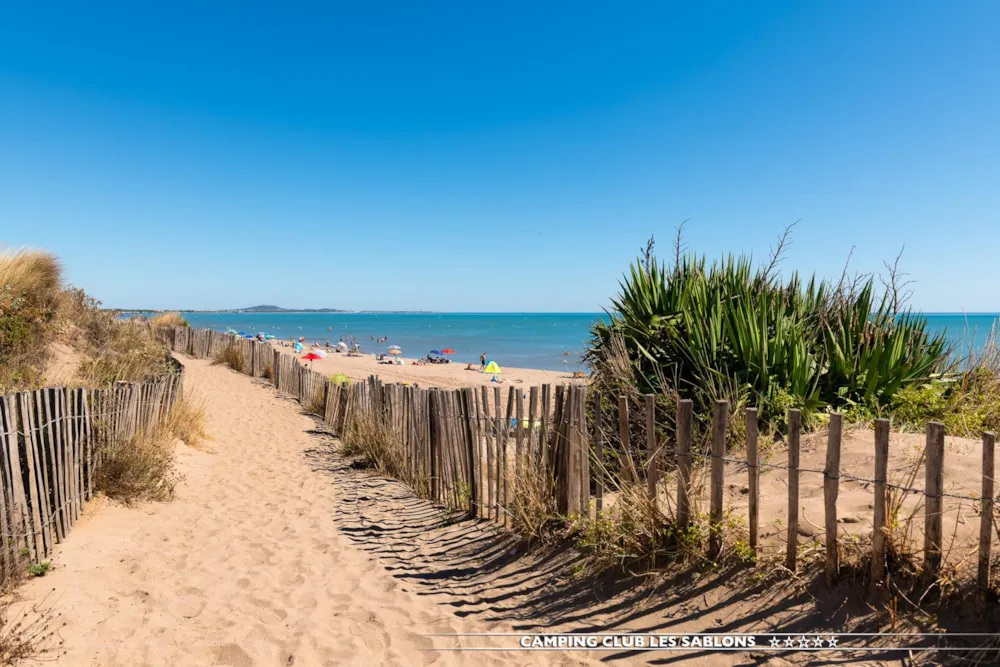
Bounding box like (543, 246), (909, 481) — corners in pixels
(745, 407), (759, 553)
(618, 397), (631, 483)
(677, 399), (694, 532)
(593, 390), (603, 518)
(786, 408), (801, 572)
(566, 386), (582, 516)
(824, 413), (843, 587)
(709, 400), (728, 561)
(578, 387), (590, 518)
(871, 418), (889, 595)
(979, 432), (995, 598)
(924, 421), (945, 584)
(645, 394), (657, 502)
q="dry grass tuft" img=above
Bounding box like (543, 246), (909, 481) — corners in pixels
(212, 345), (244, 373)
(0, 597), (59, 666)
(507, 454), (561, 540)
(163, 394), (210, 449)
(150, 312), (188, 329)
(343, 412), (405, 474)
(307, 388), (326, 416)
(0, 510), (60, 663)
(95, 426), (178, 505)
(60, 289), (173, 387)
(0, 249), (63, 391)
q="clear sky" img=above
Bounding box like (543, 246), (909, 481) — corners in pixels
(1, 1), (998, 312)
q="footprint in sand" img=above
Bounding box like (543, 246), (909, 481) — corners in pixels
(247, 543), (273, 564)
(169, 587), (207, 619)
(249, 596), (289, 625)
(277, 570), (305, 587)
(195, 643), (253, 667)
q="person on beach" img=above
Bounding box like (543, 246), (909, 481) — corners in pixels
(479, 352), (486, 370)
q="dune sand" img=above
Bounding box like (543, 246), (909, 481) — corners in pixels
(15, 356), (605, 666)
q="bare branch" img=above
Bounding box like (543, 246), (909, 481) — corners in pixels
(879, 245), (914, 317)
(836, 246), (856, 295)
(641, 235), (656, 272)
(673, 219), (690, 269)
(762, 220), (799, 282)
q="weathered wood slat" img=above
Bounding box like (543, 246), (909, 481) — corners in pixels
(786, 409), (801, 572)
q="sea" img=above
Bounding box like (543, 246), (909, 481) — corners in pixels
(175, 312), (1000, 372)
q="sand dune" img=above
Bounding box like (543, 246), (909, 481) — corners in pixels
(15, 356), (604, 666)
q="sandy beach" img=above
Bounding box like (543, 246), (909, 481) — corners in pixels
(269, 341), (589, 391)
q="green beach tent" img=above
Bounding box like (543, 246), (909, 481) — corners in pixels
(330, 373), (350, 385)
(483, 361), (501, 374)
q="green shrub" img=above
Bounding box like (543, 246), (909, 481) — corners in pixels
(587, 230), (950, 435)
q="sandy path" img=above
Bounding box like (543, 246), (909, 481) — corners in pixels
(17, 357), (600, 666)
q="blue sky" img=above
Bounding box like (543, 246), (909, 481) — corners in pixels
(2, 1), (998, 312)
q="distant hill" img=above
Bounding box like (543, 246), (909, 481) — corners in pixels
(238, 305), (349, 313)
(242, 305), (284, 312)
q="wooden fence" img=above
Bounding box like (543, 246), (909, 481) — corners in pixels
(0, 367), (184, 577)
(163, 326), (1000, 597)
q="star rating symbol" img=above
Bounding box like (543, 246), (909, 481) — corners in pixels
(783, 636), (795, 648)
(798, 636), (811, 649)
(812, 637), (824, 648)
(826, 636), (839, 648)
(769, 637), (781, 648)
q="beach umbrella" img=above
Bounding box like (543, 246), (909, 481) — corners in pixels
(226, 329), (237, 334)
(311, 348), (328, 358)
(389, 349), (402, 355)
(301, 351), (322, 367)
(330, 373), (349, 385)
(337, 341), (348, 349)
(441, 348), (456, 354)
(430, 349), (442, 355)
(483, 361), (501, 374)
(388, 345), (401, 350)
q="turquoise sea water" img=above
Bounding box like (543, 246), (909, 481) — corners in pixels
(182, 312), (602, 371)
(177, 312), (1000, 372)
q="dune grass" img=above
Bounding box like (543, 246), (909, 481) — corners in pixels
(0, 249), (62, 391)
(94, 425), (178, 505)
(163, 394), (211, 449)
(60, 288), (173, 387)
(211, 345), (244, 372)
(150, 312), (188, 328)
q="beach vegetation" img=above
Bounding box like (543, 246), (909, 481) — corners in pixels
(150, 312), (188, 328)
(163, 394), (210, 449)
(62, 288), (174, 386)
(0, 249), (62, 391)
(25, 563), (50, 578)
(587, 226), (952, 436)
(507, 454), (560, 540)
(211, 345), (244, 372)
(307, 388), (325, 416)
(0, 596), (57, 666)
(94, 424), (178, 505)
(342, 410), (408, 480)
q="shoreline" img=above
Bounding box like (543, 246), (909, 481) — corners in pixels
(268, 341), (588, 390)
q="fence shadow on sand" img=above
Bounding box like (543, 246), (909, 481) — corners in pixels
(302, 430), (896, 666)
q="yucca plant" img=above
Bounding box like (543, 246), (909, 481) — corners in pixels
(588, 239), (951, 434)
